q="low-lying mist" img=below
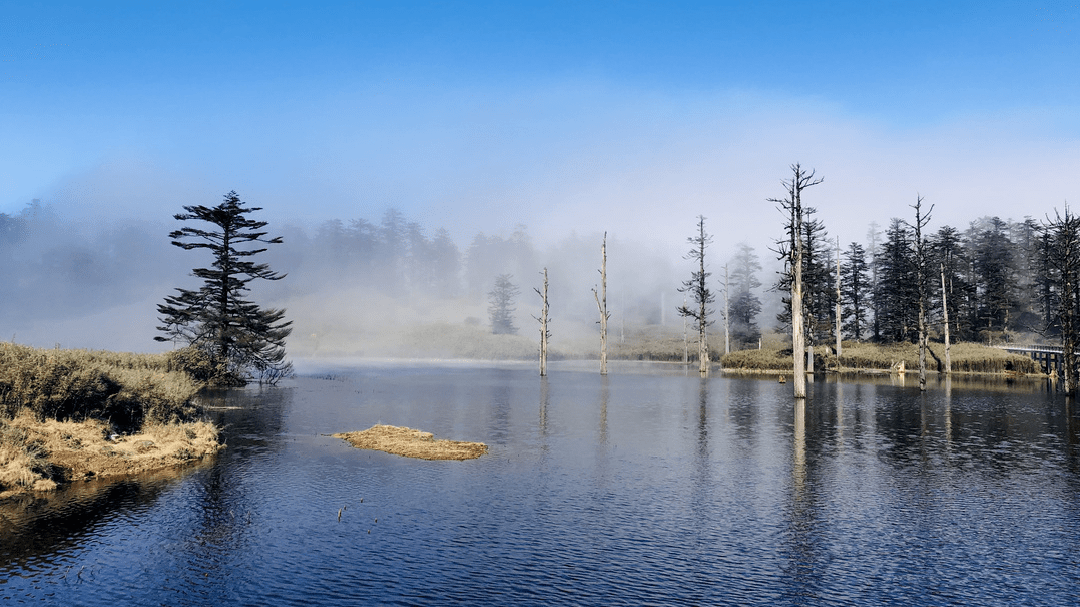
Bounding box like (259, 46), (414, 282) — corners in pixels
(1, 200), (780, 360)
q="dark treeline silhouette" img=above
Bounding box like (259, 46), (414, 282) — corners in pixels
(778, 211), (1058, 347)
(869, 215), (1045, 344)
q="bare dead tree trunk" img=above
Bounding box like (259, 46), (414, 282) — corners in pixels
(941, 263), (951, 374)
(534, 268), (550, 377)
(835, 235), (842, 360)
(791, 198), (806, 396)
(770, 164), (822, 398)
(697, 240), (709, 376)
(907, 196), (934, 391)
(593, 233), (610, 376)
(867, 222), (881, 341)
(1065, 253), (1078, 397)
(723, 264), (730, 356)
(682, 296), (689, 365)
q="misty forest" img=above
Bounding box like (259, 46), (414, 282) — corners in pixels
(1, 188), (1073, 371)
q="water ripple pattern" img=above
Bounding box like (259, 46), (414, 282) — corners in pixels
(2, 362), (1079, 605)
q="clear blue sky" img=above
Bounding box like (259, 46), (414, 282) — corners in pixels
(2, 0), (1078, 253)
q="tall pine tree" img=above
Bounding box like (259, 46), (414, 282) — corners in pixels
(840, 242), (869, 340)
(155, 191), (293, 384)
(727, 243), (762, 349)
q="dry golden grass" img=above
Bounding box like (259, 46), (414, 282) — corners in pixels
(0, 342), (204, 428)
(834, 341), (1038, 374)
(0, 413), (220, 498)
(720, 348), (794, 371)
(333, 424), (488, 461)
(0, 420), (49, 492)
(0, 342), (224, 499)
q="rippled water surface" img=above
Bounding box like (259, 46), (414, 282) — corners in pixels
(3, 361), (1080, 605)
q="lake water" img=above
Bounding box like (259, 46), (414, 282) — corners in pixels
(2, 361), (1079, 605)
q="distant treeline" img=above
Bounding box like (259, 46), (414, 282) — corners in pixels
(276, 209), (536, 300)
(0, 200), (180, 324)
(271, 209), (675, 328)
(0, 202), (676, 336)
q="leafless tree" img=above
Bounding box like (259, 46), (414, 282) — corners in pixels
(677, 216), (714, 376)
(835, 236), (842, 359)
(905, 196), (934, 391)
(722, 264), (731, 356)
(770, 164), (823, 398)
(1042, 205), (1080, 395)
(940, 263), (951, 374)
(592, 233), (610, 375)
(534, 268), (550, 377)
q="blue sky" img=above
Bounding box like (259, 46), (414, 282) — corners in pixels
(2, 0), (1078, 256)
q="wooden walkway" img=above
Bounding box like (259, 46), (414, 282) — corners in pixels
(992, 344), (1067, 374)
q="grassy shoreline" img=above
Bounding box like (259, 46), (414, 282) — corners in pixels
(720, 341), (1041, 375)
(295, 318), (1047, 378)
(0, 343), (223, 499)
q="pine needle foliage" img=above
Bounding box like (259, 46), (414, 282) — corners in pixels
(155, 191), (293, 384)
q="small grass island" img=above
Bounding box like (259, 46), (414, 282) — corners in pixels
(333, 424), (488, 461)
(0, 343), (224, 500)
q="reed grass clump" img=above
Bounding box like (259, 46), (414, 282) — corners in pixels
(720, 348), (794, 371)
(0, 342), (204, 431)
(0, 343), (225, 496)
(0, 420), (52, 491)
(832, 341), (1038, 375)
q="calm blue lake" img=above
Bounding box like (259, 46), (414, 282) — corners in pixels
(2, 361), (1079, 605)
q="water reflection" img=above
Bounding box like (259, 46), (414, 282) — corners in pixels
(487, 370), (513, 445)
(598, 375), (609, 447)
(782, 397), (822, 602)
(0, 471), (197, 572)
(728, 377), (759, 447)
(792, 399), (806, 498)
(3, 367), (1080, 605)
(538, 375), (549, 445)
(696, 378), (708, 456)
(835, 382), (844, 447)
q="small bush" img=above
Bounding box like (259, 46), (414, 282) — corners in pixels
(165, 346), (244, 387)
(721, 348), (793, 371)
